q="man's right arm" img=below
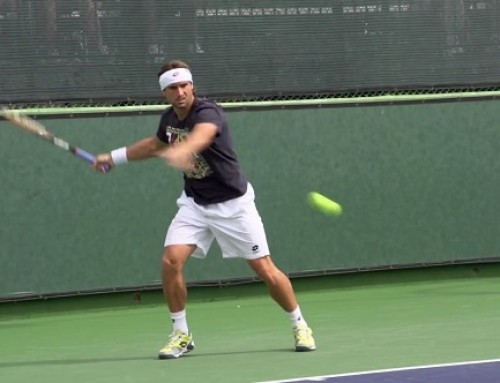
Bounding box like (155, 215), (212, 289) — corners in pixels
(94, 136), (167, 172)
(125, 136), (167, 160)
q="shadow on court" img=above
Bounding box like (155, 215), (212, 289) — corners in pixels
(186, 347), (292, 358)
(0, 356), (153, 368)
(0, 347), (293, 368)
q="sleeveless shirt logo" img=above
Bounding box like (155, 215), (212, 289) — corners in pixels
(165, 125), (213, 179)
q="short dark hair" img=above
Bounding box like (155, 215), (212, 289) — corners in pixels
(157, 60), (191, 78)
(157, 60), (196, 95)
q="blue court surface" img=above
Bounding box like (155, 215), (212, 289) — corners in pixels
(257, 359), (500, 383)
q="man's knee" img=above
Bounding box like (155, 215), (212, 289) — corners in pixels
(162, 244), (195, 272)
(248, 256), (286, 283)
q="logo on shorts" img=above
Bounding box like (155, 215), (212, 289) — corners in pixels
(252, 245), (259, 253)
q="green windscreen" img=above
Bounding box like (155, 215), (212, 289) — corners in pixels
(3, 97), (500, 298)
(2, 0), (500, 105)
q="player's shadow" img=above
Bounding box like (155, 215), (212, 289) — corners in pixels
(0, 348), (291, 367)
(0, 356), (151, 368)
(183, 347), (292, 358)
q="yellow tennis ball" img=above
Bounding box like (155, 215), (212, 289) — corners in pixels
(307, 192), (342, 216)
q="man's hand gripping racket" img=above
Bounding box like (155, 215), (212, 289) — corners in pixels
(1, 108), (110, 172)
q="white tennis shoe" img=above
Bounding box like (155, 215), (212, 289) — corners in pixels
(293, 323), (316, 352)
(158, 330), (195, 359)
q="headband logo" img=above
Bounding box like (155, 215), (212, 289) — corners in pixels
(159, 68), (193, 90)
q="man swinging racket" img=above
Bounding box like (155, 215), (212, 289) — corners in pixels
(93, 59), (316, 359)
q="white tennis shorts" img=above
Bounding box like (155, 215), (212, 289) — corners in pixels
(164, 183), (270, 260)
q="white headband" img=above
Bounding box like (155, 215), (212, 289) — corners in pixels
(159, 68), (193, 90)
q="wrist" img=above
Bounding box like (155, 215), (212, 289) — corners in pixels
(110, 147), (128, 165)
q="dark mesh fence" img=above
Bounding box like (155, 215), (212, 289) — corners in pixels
(1, 0), (500, 104)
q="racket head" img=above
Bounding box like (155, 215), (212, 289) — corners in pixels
(1, 108), (50, 137)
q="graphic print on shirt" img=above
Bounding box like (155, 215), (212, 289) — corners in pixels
(165, 126), (213, 179)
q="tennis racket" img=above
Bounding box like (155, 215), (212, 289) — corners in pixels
(1, 108), (108, 171)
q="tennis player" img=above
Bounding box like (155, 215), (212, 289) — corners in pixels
(93, 59), (316, 359)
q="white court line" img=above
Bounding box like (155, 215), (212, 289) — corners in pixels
(256, 358), (500, 383)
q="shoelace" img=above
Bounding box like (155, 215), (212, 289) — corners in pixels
(294, 327), (309, 340)
(167, 333), (185, 346)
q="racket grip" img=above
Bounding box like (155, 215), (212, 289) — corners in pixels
(75, 147), (96, 164)
(75, 148), (111, 172)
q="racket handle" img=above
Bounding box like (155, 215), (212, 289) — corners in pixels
(75, 147), (97, 163)
(74, 148), (111, 172)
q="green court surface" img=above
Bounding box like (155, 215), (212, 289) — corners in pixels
(1, 263), (499, 383)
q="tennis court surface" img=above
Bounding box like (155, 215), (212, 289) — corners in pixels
(1, 263), (499, 383)
(258, 360), (500, 382)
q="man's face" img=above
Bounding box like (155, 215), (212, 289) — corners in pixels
(162, 82), (194, 108)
